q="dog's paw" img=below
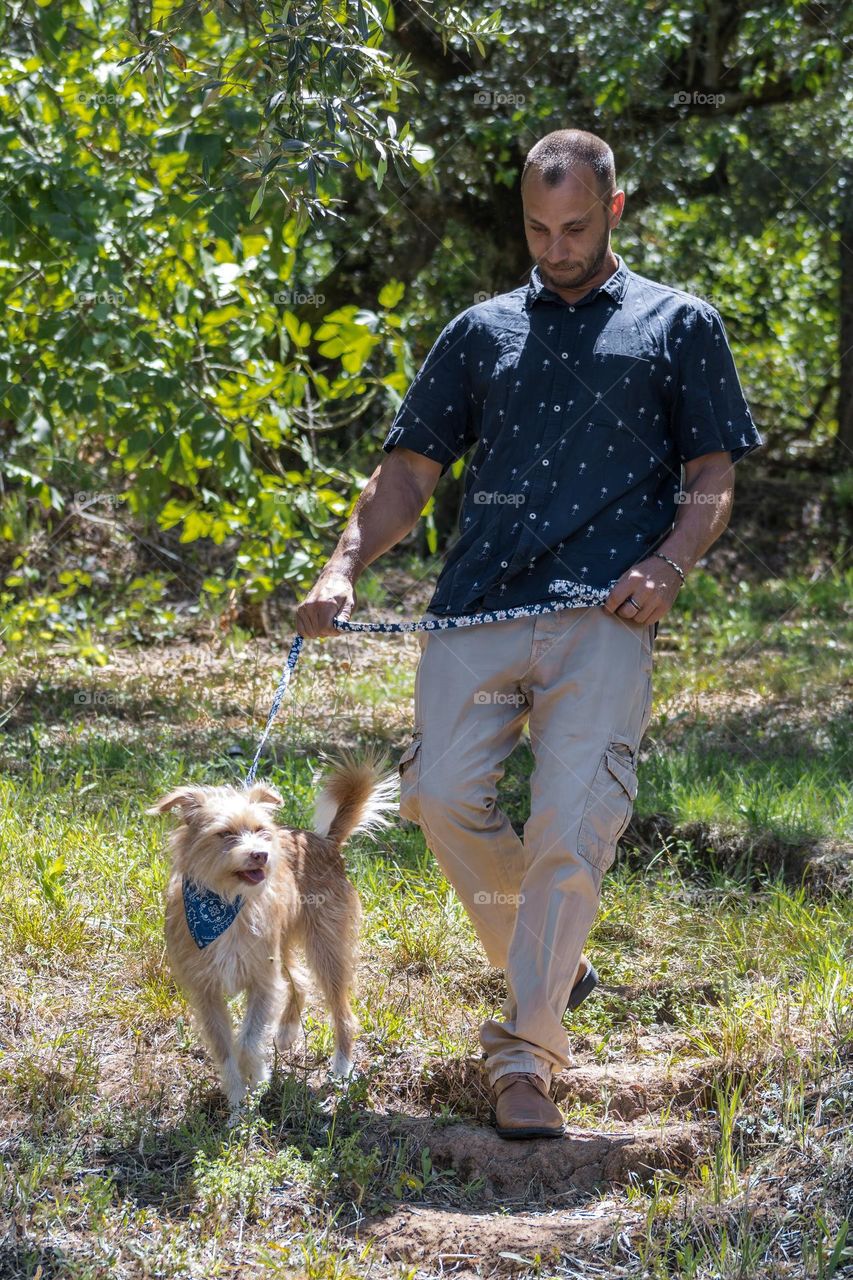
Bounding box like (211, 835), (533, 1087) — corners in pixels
(226, 1102), (246, 1129)
(224, 1082), (249, 1117)
(275, 1020), (302, 1053)
(225, 1076), (269, 1126)
(330, 1049), (355, 1079)
(249, 1063), (271, 1093)
(237, 1047), (271, 1093)
(220, 1061), (248, 1112)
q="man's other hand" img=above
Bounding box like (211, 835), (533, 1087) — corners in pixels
(602, 556), (684, 625)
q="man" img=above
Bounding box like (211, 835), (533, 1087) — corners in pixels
(296, 129), (764, 1139)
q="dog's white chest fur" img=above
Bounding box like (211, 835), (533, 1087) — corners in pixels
(213, 923), (259, 997)
(216, 939), (244, 998)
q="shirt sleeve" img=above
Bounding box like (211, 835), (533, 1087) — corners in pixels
(382, 311), (478, 476)
(670, 305), (764, 464)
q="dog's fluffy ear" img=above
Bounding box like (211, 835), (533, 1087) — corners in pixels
(245, 781), (283, 810)
(146, 786), (206, 819)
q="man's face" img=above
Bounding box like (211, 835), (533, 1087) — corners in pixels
(522, 167), (622, 292)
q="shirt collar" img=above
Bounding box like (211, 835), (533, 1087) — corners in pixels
(525, 254), (629, 309)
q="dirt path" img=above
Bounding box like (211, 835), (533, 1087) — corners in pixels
(340, 1041), (713, 1273)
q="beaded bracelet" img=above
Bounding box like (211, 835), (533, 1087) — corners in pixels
(652, 550), (686, 583)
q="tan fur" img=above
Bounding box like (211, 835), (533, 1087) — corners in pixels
(147, 752), (398, 1116)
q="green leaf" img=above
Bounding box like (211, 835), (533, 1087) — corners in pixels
(378, 279), (405, 308)
(250, 179), (268, 219)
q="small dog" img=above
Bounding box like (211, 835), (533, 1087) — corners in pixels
(147, 750), (398, 1115)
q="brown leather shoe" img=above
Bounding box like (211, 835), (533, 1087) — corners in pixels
(492, 1072), (565, 1139)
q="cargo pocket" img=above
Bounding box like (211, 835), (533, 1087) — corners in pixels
(397, 732), (423, 823)
(577, 742), (639, 875)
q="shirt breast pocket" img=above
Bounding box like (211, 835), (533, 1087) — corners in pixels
(591, 320), (655, 389)
(584, 417), (645, 446)
(593, 346), (654, 389)
(580, 419), (652, 478)
(593, 315), (658, 362)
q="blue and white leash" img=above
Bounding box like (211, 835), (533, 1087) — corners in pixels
(243, 592), (611, 787)
(187, 592), (610, 948)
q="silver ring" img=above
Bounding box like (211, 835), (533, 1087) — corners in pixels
(625, 595), (640, 610)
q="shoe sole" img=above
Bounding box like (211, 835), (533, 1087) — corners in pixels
(566, 962), (599, 1012)
(494, 1121), (565, 1140)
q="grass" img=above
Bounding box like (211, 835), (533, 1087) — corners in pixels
(0, 564), (851, 1277)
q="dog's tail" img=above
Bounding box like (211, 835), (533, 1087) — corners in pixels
(311, 748), (399, 848)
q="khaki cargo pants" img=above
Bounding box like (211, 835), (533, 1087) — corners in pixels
(397, 604), (655, 1091)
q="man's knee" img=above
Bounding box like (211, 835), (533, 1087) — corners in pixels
(399, 748), (485, 827)
(418, 778), (495, 831)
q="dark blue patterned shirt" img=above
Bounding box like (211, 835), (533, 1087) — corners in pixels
(382, 254), (764, 616)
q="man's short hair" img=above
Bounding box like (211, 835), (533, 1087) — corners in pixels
(521, 130), (616, 202)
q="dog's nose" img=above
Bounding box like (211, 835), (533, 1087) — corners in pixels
(249, 849), (268, 866)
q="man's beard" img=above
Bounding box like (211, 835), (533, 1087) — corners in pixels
(537, 225), (610, 293)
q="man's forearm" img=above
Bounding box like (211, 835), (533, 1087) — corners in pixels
(656, 460), (734, 575)
(321, 458), (429, 584)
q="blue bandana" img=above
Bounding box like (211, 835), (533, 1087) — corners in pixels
(182, 878), (244, 949)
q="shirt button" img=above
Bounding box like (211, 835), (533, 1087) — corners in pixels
(569, 306), (575, 312)
(530, 513), (537, 520)
(500, 560), (508, 568)
(554, 404), (560, 412)
(542, 459), (549, 466)
(561, 351), (568, 358)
